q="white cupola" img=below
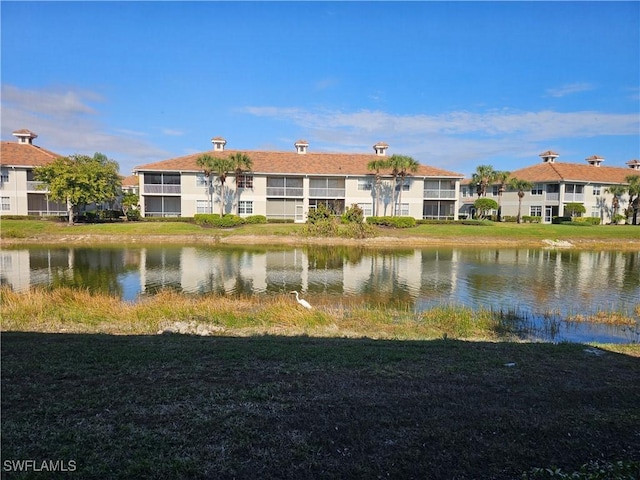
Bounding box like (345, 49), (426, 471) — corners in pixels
(294, 140), (309, 154)
(13, 129), (38, 145)
(211, 137), (227, 151)
(626, 159), (640, 170)
(585, 155), (605, 167)
(373, 142), (389, 156)
(539, 150), (559, 163)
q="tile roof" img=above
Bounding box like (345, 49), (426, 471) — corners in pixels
(0, 141), (61, 167)
(508, 161), (637, 185)
(121, 175), (139, 187)
(134, 149), (464, 178)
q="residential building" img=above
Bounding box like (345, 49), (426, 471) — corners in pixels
(460, 151), (640, 223)
(132, 138), (465, 221)
(0, 129), (66, 216)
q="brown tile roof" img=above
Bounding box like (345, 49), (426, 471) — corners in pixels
(508, 161), (637, 185)
(121, 175), (139, 187)
(0, 141), (61, 167)
(134, 149), (464, 178)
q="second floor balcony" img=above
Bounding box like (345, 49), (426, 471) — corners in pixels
(143, 184), (181, 195)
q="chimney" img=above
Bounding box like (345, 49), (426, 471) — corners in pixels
(539, 150), (559, 163)
(373, 142), (389, 156)
(585, 155), (604, 167)
(626, 159), (640, 170)
(294, 140), (309, 154)
(211, 137), (227, 151)
(13, 129), (38, 145)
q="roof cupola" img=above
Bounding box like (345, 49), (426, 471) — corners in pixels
(585, 155), (605, 167)
(294, 140), (309, 154)
(539, 150), (559, 163)
(211, 137), (227, 151)
(626, 159), (640, 170)
(12, 129), (38, 145)
(373, 142), (389, 156)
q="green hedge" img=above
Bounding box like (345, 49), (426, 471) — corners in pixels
(244, 215), (267, 224)
(366, 216), (417, 228)
(194, 214), (245, 228)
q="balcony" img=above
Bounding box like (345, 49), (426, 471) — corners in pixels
(143, 184), (181, 194)
(424, 189), (456, 199)
(545, 192), (560, 201)
(564, 193), (584, 202)
(27, 181), (46, 191)
(266, 187), (303, 197)
(309, 188), (345, 198)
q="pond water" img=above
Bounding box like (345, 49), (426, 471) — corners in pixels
(2, 246), (638, 343)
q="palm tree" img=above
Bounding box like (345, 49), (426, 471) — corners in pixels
(494, 170), (510, 221)
(625, 174), (640, 225)
(604, 184), (627, 223)
(196, 154), (234, 216)
(387, 154), (419, 216)
(508, 177), (533, 224)
(471, 165), (496, 198)
(229, 152), (253, 216)
(367, 158), (388, 216)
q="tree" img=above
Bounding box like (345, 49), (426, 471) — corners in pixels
(508, 177), (533, 224)
(229, 152), (253, 216)
(473, 197), (498, 220)
(625, 174), (640, 225)
(470, 165), (496, 198)
(604, 184), (627, 223)
(121, 192), (139, 221)
(494, 170), (510, 221)
(387, 154), (419, 216)
(564, 202), (586, 218)
(367, 158), (388, 216)
(34, 153), (120, 225)
(197, 154), (234, 216)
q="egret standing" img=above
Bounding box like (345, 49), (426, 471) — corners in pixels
(290, 291), (312, 309)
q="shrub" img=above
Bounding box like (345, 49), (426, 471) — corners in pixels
(366, 216), (417, 228)
(521, 216), (541, 223)
(552, 216), (572, 224)
(194, 214), (221, 226)
(574, 217), (601, 225)
(341, 204), (364, 224)
(211, 215), (245, 228)
(244, 215), (267, 224)
(143, 216), (192, 223)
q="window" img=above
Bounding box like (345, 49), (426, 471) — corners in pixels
(395, 178), (410, 192)
(531, 184), (543, 195)
(237, 175), (253, 189)
(196, 200), (210, 214)
(0, 168), (9, 183)
(196, 173), (208, 187)
(1, 197), (10, 211)
(394, 203), (409, 216)
(358, 178), (373, 191)
(357, 203), (372, 216)
(238, 201), (253, 215)
(565, 184), (584, 194)
(530, 206), (542, 217)
(492, 185), (500, 196)
(592, 184), (601, 196)
(591, 206), (601, 218)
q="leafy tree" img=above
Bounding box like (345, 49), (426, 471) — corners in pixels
(604, 184), (627, 222)
(197, 154), (234, 216)
(229, 152), (253, 215)
(387, 154), (419, 216)
(508, 177), (534, 224)
(34, 153), (120, 225)
(471, 165), (496, 197)
(564, 202), (586, 218)
(473, 197), (498, 220)
(121, 192), (139, 221)
(625, 174), (640, 225)
(367, 158), (388, 216)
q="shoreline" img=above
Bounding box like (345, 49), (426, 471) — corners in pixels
(1, 233), (639, 250)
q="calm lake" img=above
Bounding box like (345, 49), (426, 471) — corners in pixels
(2, 245), (639, 343)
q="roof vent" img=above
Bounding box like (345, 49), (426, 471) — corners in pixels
(211, 137), (227, 151)
(626, 159), (640, 170)
(585, 155), (604, 167)
(373, 142), (389, 156)
(539, 150), (559, 163)
(294, 140), (309, 154)
(13, 129), (38, 145)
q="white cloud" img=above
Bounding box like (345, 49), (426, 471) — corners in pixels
(1, 85), (169, 174)
(545, 82), (595, 98)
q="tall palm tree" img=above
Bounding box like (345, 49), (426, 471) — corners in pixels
(196, 154), (234, 216)
(471, 165), (496, 198)
(494, 170), (510, 221)
(367, 158), (389, 216)
(604, 184), (627, 222)
(625, 174), (640, 225)
(508, 177), (533, 224)
(387, 154), (419, 216)
(229, 152), (253, 216)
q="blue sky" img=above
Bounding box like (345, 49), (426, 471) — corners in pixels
(2, 1), (638, 177)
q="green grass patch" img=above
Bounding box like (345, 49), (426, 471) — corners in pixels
(1, 333), (639, 479)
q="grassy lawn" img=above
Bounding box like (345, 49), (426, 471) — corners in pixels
(2, 333), (639, 479)
(1, 219), (639, 247)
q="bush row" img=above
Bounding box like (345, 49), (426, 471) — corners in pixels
(366, 216), (417, 228)
(193, 214), (267, 228)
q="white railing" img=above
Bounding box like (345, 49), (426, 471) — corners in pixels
(266, 187), (304, 197)
(143, 184), (181, 194)
(424, 189), (456, 199)
(309, 188), (345, 197)
(564, 193), (585, 202)
(144, 212), (181, 217)
(546, 192), (560, 201)
(27, 210), (67, 216)
(27, 181), (46, 191)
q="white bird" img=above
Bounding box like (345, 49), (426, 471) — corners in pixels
(290, 291), (312, 309)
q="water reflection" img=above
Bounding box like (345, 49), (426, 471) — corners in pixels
(2, 246), (638, 342)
